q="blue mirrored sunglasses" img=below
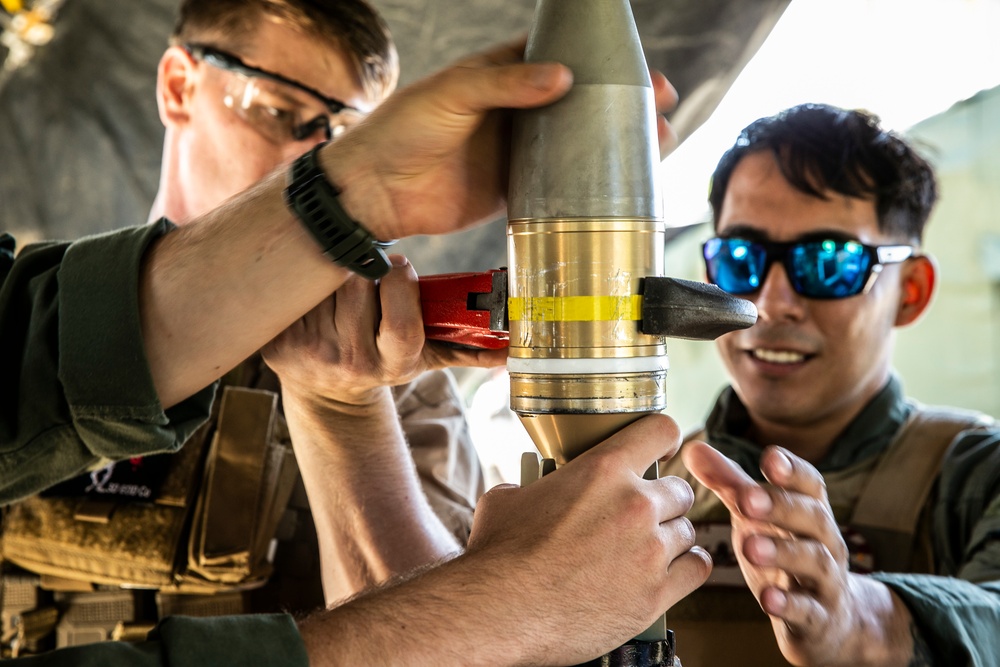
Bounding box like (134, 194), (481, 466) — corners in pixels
(702, 237), (915, 299)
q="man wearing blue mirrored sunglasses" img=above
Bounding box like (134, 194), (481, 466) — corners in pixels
(661, 103), (1000, 666)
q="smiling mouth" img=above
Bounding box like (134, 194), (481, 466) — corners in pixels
(750, 348), (808, 364)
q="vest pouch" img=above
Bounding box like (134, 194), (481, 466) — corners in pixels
(1, 386), (295, 593)
(0, 418), (212, 588)
(178, 387), (297, 589)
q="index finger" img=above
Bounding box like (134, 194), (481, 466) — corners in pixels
(651, 70), (680, 159)
(427, 342), (508, 370)
(682, 440), (758, 515)
(651, 70), (679, 114)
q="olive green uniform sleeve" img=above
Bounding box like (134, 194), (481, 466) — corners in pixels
(872, 574), (1000, 667)
(0, 222), (214, 503)
(5, 614), (308, 667)
(872, 428), (1000, 667)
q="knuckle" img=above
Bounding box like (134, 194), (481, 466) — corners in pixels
(806, 502), (832, 530)
(663, 476), (695, 511)
(624, 491), (657, 526)
(814, 472), (829, 494)
(386, 320), (424, 348)
(675, 547), (714, 587)
(809, 543), (833, 578)
(829, 534), (850, 564)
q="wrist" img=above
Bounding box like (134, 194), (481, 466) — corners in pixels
(282, 384), (395, 422)
(316, 136), (399, 242)
(847, 575), (914, 667)
(285, 143), (395, 279)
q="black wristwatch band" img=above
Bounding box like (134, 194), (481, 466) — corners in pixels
(284, 142), (392, 280)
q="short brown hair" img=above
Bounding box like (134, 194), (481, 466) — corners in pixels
(171, 0), (398, 102)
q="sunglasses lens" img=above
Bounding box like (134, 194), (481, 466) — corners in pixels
(704, 238), (766, 294)
(788, 240), (872, 298)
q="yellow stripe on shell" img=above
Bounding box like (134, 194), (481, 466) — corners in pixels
(507, 295), (643, 322)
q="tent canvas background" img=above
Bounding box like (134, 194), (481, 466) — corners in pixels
(0, 0), (789, 274)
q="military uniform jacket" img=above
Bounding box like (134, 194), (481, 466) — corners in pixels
(661, 377), (1000, 666)
(0, 224), (304, 665)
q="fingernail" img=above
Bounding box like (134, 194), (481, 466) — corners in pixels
(530, 62), (570, 89)
(767, 589), (788, 615)
(753, 536), (777, 563)
(772, 448), (793, 478)
(389, 254), (408, 267)
(747, 487), (772, 516)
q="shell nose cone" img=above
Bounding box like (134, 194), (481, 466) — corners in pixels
(526, 0), (651, 87)
(509, 0), (661, 221)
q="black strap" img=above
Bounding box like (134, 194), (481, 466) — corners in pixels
(284, 143), (393, 280)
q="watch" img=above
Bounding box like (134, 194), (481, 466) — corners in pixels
(284, 142), (393, 280)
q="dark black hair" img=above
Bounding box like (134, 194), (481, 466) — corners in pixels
(708, 103), (937, 243)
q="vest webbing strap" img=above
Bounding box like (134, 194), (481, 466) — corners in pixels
(849, 402), (992, 571)
(191, 386), (278, 571)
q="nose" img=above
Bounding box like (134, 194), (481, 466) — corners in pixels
(753, 262), (806, 323)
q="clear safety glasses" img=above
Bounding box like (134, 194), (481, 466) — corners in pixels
(184, 43), (366, 144)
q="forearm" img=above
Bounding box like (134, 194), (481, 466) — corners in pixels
(298, 550), (534, 667)
(282, 386), (461, 605)
(140, 170), (350, 408)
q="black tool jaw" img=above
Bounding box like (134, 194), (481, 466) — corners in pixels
(641, 277), (757, 341)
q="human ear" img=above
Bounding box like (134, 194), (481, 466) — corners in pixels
(156, 45), (197, 128)
(894, 254), (936, 327)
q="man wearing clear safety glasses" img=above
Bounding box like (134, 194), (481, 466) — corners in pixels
(0, 0), (489, 649)
(149, 0), (387, 226)
(182, 43), (368, 142)
(148, 0), (496, 613)
(662, 103), (1000, 666)
(0, 0), (707, 660)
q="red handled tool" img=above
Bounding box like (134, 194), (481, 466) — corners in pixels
(418, 269), (509, 349)
(419, 270), (757, 350)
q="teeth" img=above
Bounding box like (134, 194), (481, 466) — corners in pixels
(752, 349), (806, 364)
